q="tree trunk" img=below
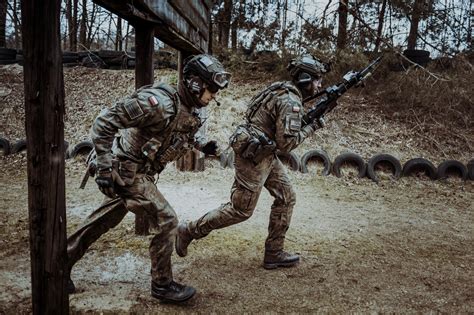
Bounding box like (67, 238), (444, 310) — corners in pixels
(106, 13), (112, 48)
(407, 0), (423, 50)
(230, 5), (237, 51)
(336, 0), (348, 51)
(125, 21), (130, 51)
(20, 0), (69, 313)
(13, 0), (20, 49)
(116, 17), (122, 51)
(87, 3), (97, 48)
(373, 0), (387, 53)
(79, 0), (87, 49)
(0, 0), (7, 47)
(220, 0), (232, 48)
(281, 0), (288, 53)
(72, 0), (78, 51)
(134, 23), (154, 235)
(66, 0), (72, 49)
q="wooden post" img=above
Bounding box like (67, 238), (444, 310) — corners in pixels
(21, 0), (69, 313)
(134, 23), (154, 235)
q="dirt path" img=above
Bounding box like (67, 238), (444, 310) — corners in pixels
(1, 157), (472, 313)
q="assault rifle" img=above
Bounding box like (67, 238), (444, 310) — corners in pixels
(301, 56), (383, 127)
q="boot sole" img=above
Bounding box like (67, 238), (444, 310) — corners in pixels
(151, 291), (196, 303)
(175, 235), (188, 257)
(263, 261), (299, 270)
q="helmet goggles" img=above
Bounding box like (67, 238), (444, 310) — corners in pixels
(196, 55), (232, 89)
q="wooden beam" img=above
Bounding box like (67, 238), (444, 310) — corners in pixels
(135, 24), (154, 89)
(21, 0), (69, 313)
(134, 23), (154, 235)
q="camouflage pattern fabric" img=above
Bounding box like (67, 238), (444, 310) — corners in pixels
(68, 82), (203, 286)
(187, 81), (316, 252)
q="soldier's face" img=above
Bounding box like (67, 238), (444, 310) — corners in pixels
(312, 77), (323, 92)
(200, 87), (217, 106)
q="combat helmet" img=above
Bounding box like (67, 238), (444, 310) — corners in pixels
(287, 54), (328, 86)
(183, 54), (231, 95)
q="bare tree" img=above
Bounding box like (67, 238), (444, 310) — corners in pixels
(79, 0), (88, 48)
(220, 0), (232, 48)
(373, 0), (387, 53)
(407, 0), (424, 49)
(116, 16), (122, 51)
(337, 0), (348, 50)
(0, 0), (6, 46)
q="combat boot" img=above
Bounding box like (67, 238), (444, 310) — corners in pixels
(263, 250), (300, 269)
(151, 280), (196, 303)
(175, 223), (193, 257)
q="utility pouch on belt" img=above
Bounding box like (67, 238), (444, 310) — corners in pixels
(230, 126), (276, 164)
(116, 160), (137, 186)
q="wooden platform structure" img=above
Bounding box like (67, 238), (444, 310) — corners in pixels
(23, 1), (213, 312)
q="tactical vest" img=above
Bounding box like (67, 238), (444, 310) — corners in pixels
(137, 83), (202, 173)
(245, 81), (301, 123)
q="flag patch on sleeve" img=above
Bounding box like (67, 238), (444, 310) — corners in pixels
(124, 99), (144, 120)
(292, 106), (300, 113)
(148, 96), (158, 106)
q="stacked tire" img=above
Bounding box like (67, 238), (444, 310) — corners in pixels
(403, 49), (430, 67)
(0, 48), (17, 65)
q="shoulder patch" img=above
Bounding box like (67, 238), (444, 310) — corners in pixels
(292, 106), (300, 113)
(124, 99), (144, 120)
(148, 96), (159, 106)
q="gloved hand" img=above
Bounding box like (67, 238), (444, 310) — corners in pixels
(201, 140), (220, 156)
(95, 168), (126, 198)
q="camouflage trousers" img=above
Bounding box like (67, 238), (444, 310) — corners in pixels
(67, 174), (178, 285)
(188, 153), (296, 252)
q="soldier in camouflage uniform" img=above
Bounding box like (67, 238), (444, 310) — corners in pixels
(67, 54), (231, 303)
(176, 54), (328, 269)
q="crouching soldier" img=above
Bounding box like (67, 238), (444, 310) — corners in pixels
(67, 54), (231, 303)
(176, 54), (328, 269)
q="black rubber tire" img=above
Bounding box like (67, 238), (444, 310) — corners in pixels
(63, 140), (70, 159)
(11, 139), (27, 154)
(332, 152), (367, 178)
(98, 50), (124, 59)
(70, 140), (94, 158)
(403, 49), (430, 58)
(81, 54), (106, 68)
(0, 59), (17, 65)
(300, 149), (331, 176)
(0, 137), (11, 156)
(437, 160), (468, 180)
(402, 158), (437, 180)
(467, 159), (474, 181)
(276, 151), (300, 172)
(0, 48), (16, 59)
(367, 153), (402, 182)
(403, 49), (430, 66)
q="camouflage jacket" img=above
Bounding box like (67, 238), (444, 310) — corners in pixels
(91, 82), (203, 173)
(245, 81), (316, 153)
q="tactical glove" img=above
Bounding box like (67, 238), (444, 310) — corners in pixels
(201, 140), (220, 156)
(95, 168), (126, 198)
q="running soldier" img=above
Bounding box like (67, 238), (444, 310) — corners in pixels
(176, 54), (328, 269)
(67, 54), (231, 303)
